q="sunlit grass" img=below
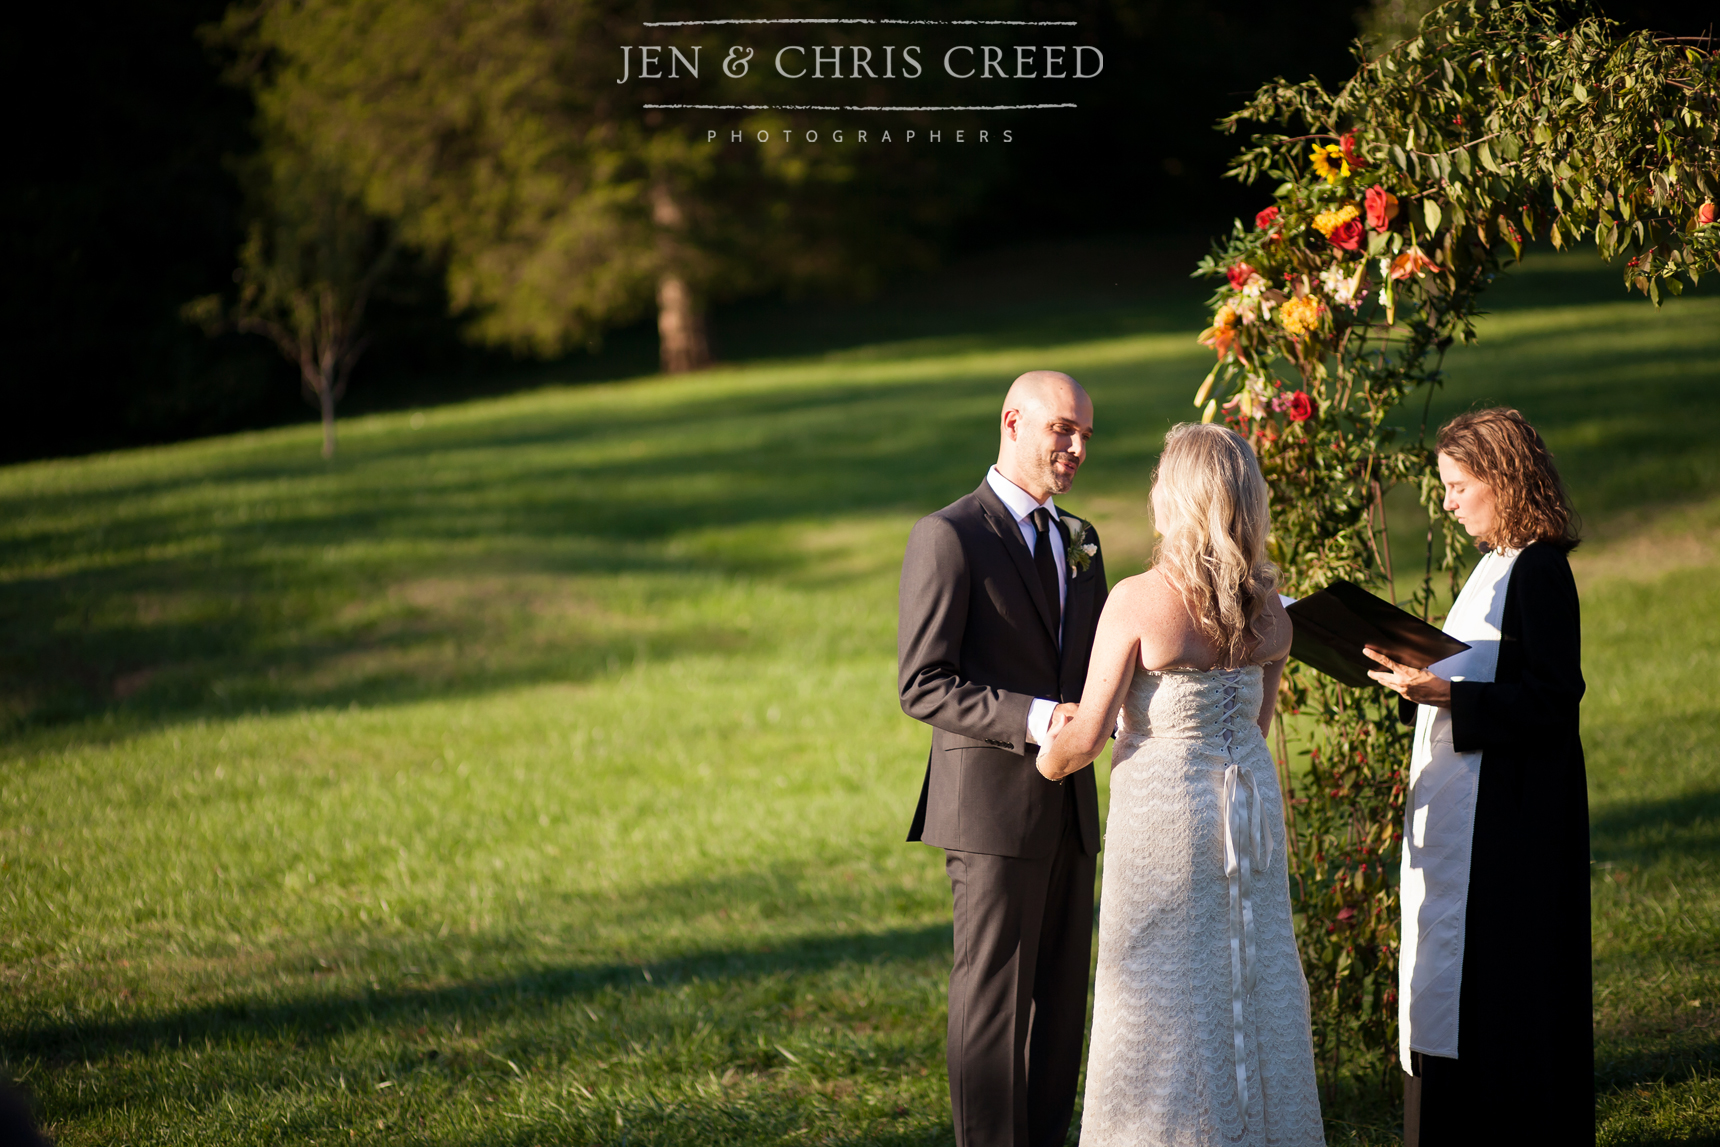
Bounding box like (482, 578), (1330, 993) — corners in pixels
(2, 255), (1717, 1144)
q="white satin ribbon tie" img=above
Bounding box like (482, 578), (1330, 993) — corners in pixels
(1219, 675), (1274, 1126)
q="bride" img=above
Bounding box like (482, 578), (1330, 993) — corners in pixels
(1037, 423), (1325, 1145)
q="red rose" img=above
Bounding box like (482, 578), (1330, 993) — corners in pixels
(1701, 201), (1717, 226)
(1328, 219), (1365, 251)
(1255, 205), (1280, 230)
(1365, 184), (1399, 231)
(1226, 262), (1256, 290)
(1340, 131), (1368, 171)
(1287, 391), (1316, 422)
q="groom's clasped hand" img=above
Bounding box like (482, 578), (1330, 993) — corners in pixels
(1040, 701), (1080, 765)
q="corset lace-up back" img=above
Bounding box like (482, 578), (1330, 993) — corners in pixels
(1117, 665), (1263, 746)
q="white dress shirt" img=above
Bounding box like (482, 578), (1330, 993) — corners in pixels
(986, 466), (1066, 745)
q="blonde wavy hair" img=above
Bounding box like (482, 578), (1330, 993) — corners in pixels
(1150, 423), (1279, 667)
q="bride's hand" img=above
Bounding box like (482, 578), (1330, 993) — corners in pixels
(1046, 702), (1079, 741)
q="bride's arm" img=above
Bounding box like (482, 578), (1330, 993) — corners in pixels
(1257, 655), (1285, 738)
(1036, 581), (1144, 781)
(1254, 598), (1292, 737)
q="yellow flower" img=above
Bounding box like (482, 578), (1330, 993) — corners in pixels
(1311, 203), (1360, 238)
(1310, 143), (1349, 183)
(1277, 295), (1324, 338)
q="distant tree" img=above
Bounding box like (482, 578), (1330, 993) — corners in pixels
(186, 139), (395, 458)
(217, 0), (1006, 374)
(1357, 0), (1442, 49)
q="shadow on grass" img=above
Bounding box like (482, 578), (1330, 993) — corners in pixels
(0, 355), (1183, 736)
(1590, 787), (1720, 865)
(5, 251), (1716, 742)
(8, 923), (952, 1068)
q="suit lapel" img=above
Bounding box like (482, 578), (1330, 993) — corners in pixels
(975, 482), (1060, 646)
(1060, 563), (1096, 679)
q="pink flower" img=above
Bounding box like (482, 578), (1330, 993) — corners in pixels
(1365, 185), (1399, 231)
(1255, 205), (1280, 230)
(1227, 262), (1257, 290)
(1287, 391), (1317, 422)
(1328, 219), (1365, 251)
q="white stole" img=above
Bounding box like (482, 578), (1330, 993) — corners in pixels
(1398, 547), (1520, 1065)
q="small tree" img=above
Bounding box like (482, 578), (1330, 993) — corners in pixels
(1192, 0), (1717, 1096)
(187, 142), (395, 458)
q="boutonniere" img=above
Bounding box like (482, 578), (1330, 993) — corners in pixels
(1062, 515), (1098, 575)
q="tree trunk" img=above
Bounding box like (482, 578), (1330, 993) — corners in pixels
(656, 272), (709, 373)
(319, 380), (338, 459)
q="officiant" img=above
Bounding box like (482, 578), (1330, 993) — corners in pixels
(1363, 407), (1592, 1145)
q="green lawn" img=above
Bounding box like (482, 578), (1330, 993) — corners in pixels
(2, 250), (1717, 1144)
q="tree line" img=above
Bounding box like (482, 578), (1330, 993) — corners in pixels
(5, 0), (1708, 461)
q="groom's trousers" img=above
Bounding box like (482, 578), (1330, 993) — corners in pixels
(944, 794), (1095, 1147)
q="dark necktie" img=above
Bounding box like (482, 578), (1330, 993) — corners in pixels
(1031, 507), (1061, 638)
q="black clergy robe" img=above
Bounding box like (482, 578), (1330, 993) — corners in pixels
(1401, 540), (1593, 1145)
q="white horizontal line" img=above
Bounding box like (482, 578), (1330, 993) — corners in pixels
(642, 19), (1079, 26)
(643, 103), (1077, 111)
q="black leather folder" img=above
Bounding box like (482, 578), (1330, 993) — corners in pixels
(1285, 579), (1470, 687)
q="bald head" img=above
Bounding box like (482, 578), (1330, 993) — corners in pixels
(1003, 370), (1087, 419)
(997, 370), (1094, 503)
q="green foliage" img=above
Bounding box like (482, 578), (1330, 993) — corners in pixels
(1193, 0), (1720, 1091)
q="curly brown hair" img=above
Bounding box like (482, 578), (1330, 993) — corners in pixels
(1436, 408), (1580, 552)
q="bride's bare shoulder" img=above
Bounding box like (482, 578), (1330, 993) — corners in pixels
(1104, 568), (1186, 618)
(1105, 568), (1202, 655)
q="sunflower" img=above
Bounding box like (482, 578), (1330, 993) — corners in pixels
(1310, 143), (1349, 184)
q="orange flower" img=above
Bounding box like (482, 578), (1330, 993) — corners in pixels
(1700, 201), (1717, 226)
(1389, 247), (1443, 281)
(1198, 304), (1241, 358)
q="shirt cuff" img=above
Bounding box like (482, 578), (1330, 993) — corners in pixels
(1026, 697), (1058, 746)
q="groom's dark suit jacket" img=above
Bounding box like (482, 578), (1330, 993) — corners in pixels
(899, 480), (1107, 860)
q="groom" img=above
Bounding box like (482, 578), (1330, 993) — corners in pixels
(898, 370), (1107, 1147)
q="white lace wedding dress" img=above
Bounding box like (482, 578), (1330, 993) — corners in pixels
(1079, 666), (1325, 1146)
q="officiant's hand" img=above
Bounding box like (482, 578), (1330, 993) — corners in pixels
(1363, 646), (1452, 706)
